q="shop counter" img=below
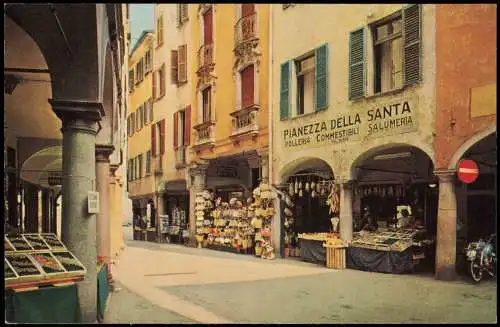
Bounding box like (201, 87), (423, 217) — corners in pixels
(299, 239), (327, 265)
(346, 246), (414, 274)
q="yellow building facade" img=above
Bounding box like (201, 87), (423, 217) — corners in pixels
(187, 4), (271, 237)
(127, 31), (156, 235)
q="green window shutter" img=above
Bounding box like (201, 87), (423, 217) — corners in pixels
(348, 27), (365, 100)
(403, 4), (422, 86)
(315, 43), (329, 111)
(279, 61), (291, 120)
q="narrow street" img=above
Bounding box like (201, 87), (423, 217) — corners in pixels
(105, 227), (497, 324)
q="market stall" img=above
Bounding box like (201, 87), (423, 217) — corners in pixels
(5, 233), (87, 323)
(194, 183), (277, 259)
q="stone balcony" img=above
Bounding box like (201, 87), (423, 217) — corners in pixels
(230, 104), (260, 139)
(234, 12), (259, 50)
(197, 42), (214, 74)
(193, 120), (216, 149)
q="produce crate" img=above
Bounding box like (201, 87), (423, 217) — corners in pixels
(323, 246), (346, 270)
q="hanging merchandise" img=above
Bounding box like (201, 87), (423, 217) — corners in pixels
(311, 190), (317, 198)
(305, 182), (310, 192)
(288, 182), (294, 197)
(252, 182), (276, 259)
(298, 180), (303, 191)
(317, 182), (322, 194)
(294, 180), (299, 194)
(298, 189), (303, 197)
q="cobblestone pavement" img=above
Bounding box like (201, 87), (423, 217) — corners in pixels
(103, 281), (197, 324)
(108, 229), (497, 324)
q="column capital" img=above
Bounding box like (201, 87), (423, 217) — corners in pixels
(336, 178), (354, 188)
(96, 144), (115, 162)
(434, 169), (455, 182)
(110, 163), (120, 176)
(49, 99), (104, 123)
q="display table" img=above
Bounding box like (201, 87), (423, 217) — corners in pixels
(5, 284), (81, 323)
(299, 239), (326, 265)
(346, 246), (414, 274)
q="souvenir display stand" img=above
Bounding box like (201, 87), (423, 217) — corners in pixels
(194, 183), (277, 259)
(5, 233), (87, 323)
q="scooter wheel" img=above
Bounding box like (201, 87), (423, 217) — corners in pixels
(470, 260), (483, 282)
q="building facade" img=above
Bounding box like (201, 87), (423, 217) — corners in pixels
(5, 3), (129, 321)
(433, 4), (497, 280)
(126, 31), (155, 234)
(270, 4), (438, 258)
(188, 4), (271, 237)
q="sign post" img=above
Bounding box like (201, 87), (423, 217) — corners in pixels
(456, 159), (479, 184)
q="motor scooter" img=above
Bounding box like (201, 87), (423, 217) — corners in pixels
(465, 234), (496, 283)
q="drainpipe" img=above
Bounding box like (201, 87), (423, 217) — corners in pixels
(268, 4), (274, 185)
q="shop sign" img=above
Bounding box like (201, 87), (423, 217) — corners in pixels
(216, 166), (238, 178)
(282, 98), (418, 149)
(457, 159), (479, 184)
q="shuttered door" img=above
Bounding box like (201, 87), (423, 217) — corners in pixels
(184, 105), (191, 145)
(241, 64), (254, 109)
(280, 61), (291, 120)
(315, 44), (329, 111)
(348, 28), (365, 99)
(242, 4), (255, 17)
(171, 50), (178, 84)
(159, 119), (166, 155)
(151, 124), (156, 156)
(173, 112), (179, 149)
(403, 4), (421, 86)
(203, 9), (213, 44)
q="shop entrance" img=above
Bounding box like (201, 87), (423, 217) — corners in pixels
(349, 145), (438, 274)
(455, 133), (497, 274)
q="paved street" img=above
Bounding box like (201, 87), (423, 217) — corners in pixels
(105, 227), (497, 324)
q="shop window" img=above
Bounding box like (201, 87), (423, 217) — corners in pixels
(373, 16), (403, 93)
(177, 4), (188, 26)
(157, 15), (164, 47)
(146, 150), (152, 175)
(241, 64), (255, 109)
(202, 86), (212, 123)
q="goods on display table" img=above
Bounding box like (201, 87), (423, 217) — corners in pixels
(297, 232), (341, 265)
(347, 229), (435, 273)
(5, 233), (87, 323)
(160, 207), (189, 244)
(194, 183), (277, 259)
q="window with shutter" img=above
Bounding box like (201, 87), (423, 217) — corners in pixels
(159, 65), (166, 98)
(242, 4), (255, 17)
(171, 50), (179, 84)
(203, 8), (213, 45)
(315, 44), (329, 111)
(173, 111), (179, 149)
(146, 150), (151, 175)
(403, 4), (421, 86)
(296, 55), (315, 115)
(138, 154), (143, 179)
(153, 70), (157, 100)
(280, 61), (291, 120)
(151, 124), (156, 156)
(129, 68), (135, 92)
(159, 119), (166, 155)
(136, 108), (140, 131)
(127, 115), (130, 136)
(178, 44), (187, 83)
(148, 98), (154, 123)
(179, 110), (186, 147)
(349, 28), (365, 99)
(202, 87), (212, 123)
(131, 112), (135, 135)
(177, 4), (188, 26)
(157, 15), (164, 47)
(184, 105), (191, 146)
(241, 64), (255, 109)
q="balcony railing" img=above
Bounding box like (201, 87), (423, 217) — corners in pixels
(154, 156), (163, 175)
(175, 146), (186, 169)
(197, 43), (214, 72)
(193, 120), (216, 147)
(230, 104), (260, 138)
(234, 12), (258, 46)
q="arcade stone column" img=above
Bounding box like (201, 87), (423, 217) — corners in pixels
(50, 99), (102, 322)
(109, 164), (119, 259)
(95, 144), (114, 264)
(339, 181), (354, 242)
(434, 169), (457, 281)
(188, 161), (209, 243)
(259, 151), (269, 184)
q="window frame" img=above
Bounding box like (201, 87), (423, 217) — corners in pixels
(156, 15), (164, 48)
(371, 12), (404, 95)
(294, 52), (316, 117)
(177, 4), (189, 27)
(146, 150), (152, 175)
(201, 86), (212, 123)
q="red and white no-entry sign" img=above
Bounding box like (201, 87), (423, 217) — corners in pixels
(456, 159), (479, 184)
